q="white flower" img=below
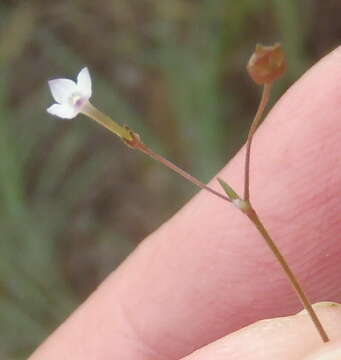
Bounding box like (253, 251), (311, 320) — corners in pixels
(47, 67), (92, 119)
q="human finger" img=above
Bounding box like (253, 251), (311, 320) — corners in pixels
(30, 47), (341, 360)
(181, 303), (341, 360)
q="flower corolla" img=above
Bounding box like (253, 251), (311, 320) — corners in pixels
(47, 67), (92, 119)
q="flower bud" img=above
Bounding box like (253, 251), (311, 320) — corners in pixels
(247, 43), (286, 85)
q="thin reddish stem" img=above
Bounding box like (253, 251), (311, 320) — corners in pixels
(135, 143), (230, 202)
(244, 83), (272, 201)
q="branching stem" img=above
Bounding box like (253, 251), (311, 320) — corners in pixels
(241, 82), (329, 343)
(83, 88), (329, 343)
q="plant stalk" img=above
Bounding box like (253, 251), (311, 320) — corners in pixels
(244, 83), (272, 201)
(82, 97), (329, 343)
(135, 143), (230, 203)
(245, 205), (329, 342)
(242, 81), (329, 343)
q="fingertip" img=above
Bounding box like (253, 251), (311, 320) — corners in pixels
(182, 303), (341, 360)
(302, 341), (341, 360)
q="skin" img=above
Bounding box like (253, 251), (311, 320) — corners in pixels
(183, 304), (341, 360)
(29, 46), (341, 360)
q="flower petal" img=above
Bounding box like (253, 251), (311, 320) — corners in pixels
(77, 67), (92, 99)
(48, 78), (77, 104)
(47, 103), (78, 119)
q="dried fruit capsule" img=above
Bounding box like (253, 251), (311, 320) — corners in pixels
(247, 43), (286, 85)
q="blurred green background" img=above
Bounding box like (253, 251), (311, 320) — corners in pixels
(0, 0), (339, 358)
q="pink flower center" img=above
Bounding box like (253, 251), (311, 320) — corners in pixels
(70, 93), (86, 109)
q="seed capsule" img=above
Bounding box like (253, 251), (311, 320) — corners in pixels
(247, 43), (286, 85)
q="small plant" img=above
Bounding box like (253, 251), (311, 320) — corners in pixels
(47, 43), (329, 343)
